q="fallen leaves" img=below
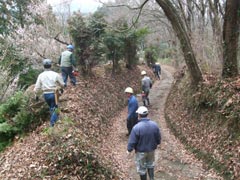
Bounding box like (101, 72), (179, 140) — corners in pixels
(0, 66), (144, 179)
(165, 74), (240, 180)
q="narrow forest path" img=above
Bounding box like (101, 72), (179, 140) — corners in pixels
(100, 65), (223, 180)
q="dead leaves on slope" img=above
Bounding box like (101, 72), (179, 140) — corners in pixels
(0, 67), (144, 179)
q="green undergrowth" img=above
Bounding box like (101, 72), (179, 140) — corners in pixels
(0, 91), (48, 152)
(165, 73), (240, 179)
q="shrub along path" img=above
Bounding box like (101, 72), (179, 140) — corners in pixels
(100, 65), (223, 180)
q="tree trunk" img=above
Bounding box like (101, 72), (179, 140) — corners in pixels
(222, 0), (240, 78)
(112, 50), (117, 75)
(208, 0), (223, 67)
(155, 0), (203, 86)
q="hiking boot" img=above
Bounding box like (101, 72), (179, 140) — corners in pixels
(147, 99), (150, 106)
(143, 101), (146, 106)
(148, 168), (154, 180)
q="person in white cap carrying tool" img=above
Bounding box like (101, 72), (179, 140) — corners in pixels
(127, 106), (161, 180)
(34, 59), (65, 127)
(124, 87), (139, 136)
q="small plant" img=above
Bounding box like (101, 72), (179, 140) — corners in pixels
(18, 68), (41, 89)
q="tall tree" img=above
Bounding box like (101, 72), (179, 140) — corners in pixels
(222, 0), (240, 78)
(208, 0), (224, 64)
(104, 31), (124, 74)
(155, 0), (203, 86)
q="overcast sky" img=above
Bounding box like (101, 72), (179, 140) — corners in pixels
(47, 0), (112, 13)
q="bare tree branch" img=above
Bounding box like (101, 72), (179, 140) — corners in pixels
(99, 0), (144, 10)
(54, 32), (69, 45)
(98, 0), (149, 32)
(35, 50), (46, 59)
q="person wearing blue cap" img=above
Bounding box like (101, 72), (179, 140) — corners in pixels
(58, 44), (77, 87)
(34, 59), (65, 127)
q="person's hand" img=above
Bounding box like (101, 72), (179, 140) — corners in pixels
(126, 150), (133, 159)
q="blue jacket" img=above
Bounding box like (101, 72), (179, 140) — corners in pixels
(152, 64), (161, 73)
(127, 95), (138, 120)
(127, 118), (161, 152)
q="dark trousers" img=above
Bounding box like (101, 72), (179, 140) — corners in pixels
(142, 91), (150, 106)
(61, 66), (76, 86)
(44, 93), (58, 127)
(127, 117), (138, 134)
(154, 71), (160, 79)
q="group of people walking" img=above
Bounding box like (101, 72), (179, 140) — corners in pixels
(34, 45), (161, 179)
(125, 69), (161, 180)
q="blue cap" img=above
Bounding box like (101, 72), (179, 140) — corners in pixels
(67, 44), (74, 50)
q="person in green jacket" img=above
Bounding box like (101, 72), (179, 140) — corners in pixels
(58, 44), (76, 87)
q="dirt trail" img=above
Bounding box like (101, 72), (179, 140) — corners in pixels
(0, 65), (224, 180)
(101, 65), (223, 180)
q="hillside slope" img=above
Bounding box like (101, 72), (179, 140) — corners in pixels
(1, 65), (234, 180)
(165, 71), (240, 180)
(0, 65), (152, 179)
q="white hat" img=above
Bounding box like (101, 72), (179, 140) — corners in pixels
(136, 106), (148, 115)
(141, 70), (147, 75)
(124, 87), (133, 94)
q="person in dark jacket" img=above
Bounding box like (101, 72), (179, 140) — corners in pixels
(127, 106), (161, 180)
(125, 87), (139, 136)
(153, 62), (161, 80)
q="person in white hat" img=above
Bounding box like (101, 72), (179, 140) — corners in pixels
(141, 70), (152, 106)
(124, 87), (139, 136)
(127, 106), (161, 180)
